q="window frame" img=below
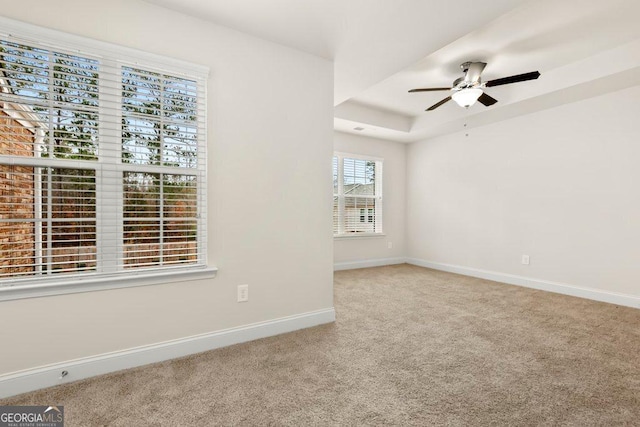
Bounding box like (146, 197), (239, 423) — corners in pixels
(0, 17), (215, 301)
(333, 152), (383, 238)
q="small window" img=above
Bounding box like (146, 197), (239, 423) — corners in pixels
(333, 153), (382, 236)
(359, 208), (374, 223)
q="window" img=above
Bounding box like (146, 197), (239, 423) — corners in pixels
(0, 19), (208, 293)
(333, 153), (382, 236)
(360, 208), (374, 223)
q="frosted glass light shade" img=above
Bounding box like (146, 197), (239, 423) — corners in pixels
(451, 88), (483, 108)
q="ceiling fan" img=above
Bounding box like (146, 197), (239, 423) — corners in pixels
(408, 61), (540, 111)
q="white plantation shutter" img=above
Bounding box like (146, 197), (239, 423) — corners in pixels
(333, 153), (383, 236)
(0, 20), (207, 285)
(332, 156), (340, 233)
(123, 172), (198, 269)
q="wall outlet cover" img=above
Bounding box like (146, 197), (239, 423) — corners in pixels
(237, 284), (249, 302)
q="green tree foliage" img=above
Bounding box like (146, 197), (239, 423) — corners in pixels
(0, 41), (99, 160)
(121, 67), (198, 168)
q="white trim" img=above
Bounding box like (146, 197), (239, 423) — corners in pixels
(0, 103), (39, 135)
(333, 151), (383, 163)
(333, 233), (386, 239)
(334, 257), (405, 271)
(0, 266), (218, 302)
(0, 307), (336, 399)
(0, 77), (48, 134)
(406, 258), (640, 310)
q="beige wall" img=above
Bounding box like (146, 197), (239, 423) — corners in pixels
(406, 85), (640, 298)
(0, 0), (334, 375)
(333, 131), (406, 265)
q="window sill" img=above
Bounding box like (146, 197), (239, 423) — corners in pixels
(334, 233), (386, 240)
(0, 266), (218, 302)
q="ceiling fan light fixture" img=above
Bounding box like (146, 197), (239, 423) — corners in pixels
(451, 88), (483, 108)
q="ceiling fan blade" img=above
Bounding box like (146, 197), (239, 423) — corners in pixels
(463, 62), (487, 83)
(426, 96), (451, 111)
(477, 92), (498, 107)
(409, 87), (451, 93)
(485, 71), (540, 87)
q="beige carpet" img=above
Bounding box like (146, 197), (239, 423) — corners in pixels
(3, 264), (640, 426)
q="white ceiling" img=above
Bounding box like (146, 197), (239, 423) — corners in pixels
(145, 0), (640, 143)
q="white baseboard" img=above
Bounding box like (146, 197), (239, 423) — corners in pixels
(407, 258), (640, 310)
(334, 257), (406, 271)
(0, 307), (336, 399)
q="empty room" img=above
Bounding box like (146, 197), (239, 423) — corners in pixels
(0, 0), (638, 425)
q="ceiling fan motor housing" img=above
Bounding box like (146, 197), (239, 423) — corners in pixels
(460, 61), (474, 73)
(460, 61), (487, 87)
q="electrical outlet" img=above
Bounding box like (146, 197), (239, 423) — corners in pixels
(521, 255), (530, 265)
(237, 284), (249, 302)
(388, 241), (393, 249)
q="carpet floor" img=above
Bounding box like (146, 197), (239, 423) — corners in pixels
(3, 264), (640, 426)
